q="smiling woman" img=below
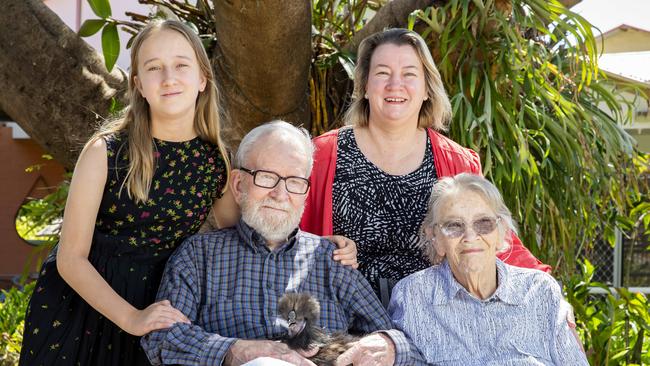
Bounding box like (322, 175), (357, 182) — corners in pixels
(301, 28), (550, 303)
(388, 173), (589, 365)
(363, 43), (429, 136)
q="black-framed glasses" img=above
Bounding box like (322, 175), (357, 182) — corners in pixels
(239, 167), (310, 195)
(434, 216), (500, 238)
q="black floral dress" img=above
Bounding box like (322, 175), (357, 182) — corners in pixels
(19, 134), (226, 366)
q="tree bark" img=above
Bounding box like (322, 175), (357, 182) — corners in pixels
(344, 0), (438, 53)
(212, 0), (312, 144)
(0, 0), (437, 166)
(559, 0), (581, 8)
(0, 0), (127, 169)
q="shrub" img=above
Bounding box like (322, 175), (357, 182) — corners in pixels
(0, 281), (35, 366)
(566, 260), (650, 365)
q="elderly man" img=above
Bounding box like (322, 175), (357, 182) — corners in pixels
(141, 121), (418, 366)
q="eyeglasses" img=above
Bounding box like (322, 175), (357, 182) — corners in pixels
(239, 167), (310, 195)
(434, 216), (500, 238)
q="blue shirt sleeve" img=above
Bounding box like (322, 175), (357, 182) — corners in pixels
(140, 238), (237, 365)
(548, 281), (589, 365)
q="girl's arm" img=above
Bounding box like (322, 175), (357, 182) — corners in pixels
(210, 186), (240, 229)
(56, 138), (189, 336)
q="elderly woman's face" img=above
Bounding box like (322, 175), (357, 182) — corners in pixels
(365, 43), (427, 128)
(432, 191), (501, 275)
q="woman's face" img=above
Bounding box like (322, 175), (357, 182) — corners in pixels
(133, 29), (206, 123)
(432, 191), (501, 276)
(365, 43), (428, 129)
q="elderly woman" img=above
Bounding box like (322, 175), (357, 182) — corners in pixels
(301, 28), (549, 301)
(388, 173), (587, 365)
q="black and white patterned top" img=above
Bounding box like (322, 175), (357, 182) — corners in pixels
(332, 128), (438, 296)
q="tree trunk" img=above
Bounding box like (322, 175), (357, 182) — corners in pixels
(0, 0), (439, 166)
(212, 0), (312, 145)
(344, 0), (440, 53)
(0, 0), (127, 169)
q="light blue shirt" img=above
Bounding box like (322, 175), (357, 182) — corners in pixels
(388, 259), (588, 366)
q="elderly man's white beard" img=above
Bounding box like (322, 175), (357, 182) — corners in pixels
(240, 191), (305, 244)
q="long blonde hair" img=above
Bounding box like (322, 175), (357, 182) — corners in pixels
(88, 20), (230, 203)
(345, 28), (451, 131)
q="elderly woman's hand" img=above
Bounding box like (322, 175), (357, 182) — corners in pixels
(335, 333), (395, 366)
(565, 302), (585, 353)
(325, 235), (359, 269)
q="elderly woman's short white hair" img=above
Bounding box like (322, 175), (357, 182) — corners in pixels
(419, 173), (518, 265)
(234, 120), (315, 176)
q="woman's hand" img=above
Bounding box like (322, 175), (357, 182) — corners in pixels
(325, 235), (358, 269)
(335, 333), (395, 366)
(122, 300), (191, 336)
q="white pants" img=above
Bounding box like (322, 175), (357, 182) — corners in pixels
(242, 357), (296, 366)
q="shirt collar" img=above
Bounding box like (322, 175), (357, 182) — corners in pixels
(492, 259), (523, 305)
(434, 258), (522, 306)
(434, 260), (464, 305)
(235, 218), (300, 254)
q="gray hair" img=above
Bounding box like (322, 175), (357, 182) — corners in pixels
(234, 120), (315, 176)
(419, 173), (518, 265)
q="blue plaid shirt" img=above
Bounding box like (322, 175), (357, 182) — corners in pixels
(142, 219), (415, 365)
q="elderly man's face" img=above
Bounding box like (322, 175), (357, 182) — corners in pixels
(432, 191), (500, 275)
(232, 133), (310, 244)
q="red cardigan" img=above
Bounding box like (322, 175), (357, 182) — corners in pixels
(300, 128), (551, 273)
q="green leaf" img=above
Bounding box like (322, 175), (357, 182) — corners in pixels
(87, 0), (112, 19)
(338, 55), (355, 80)
(407, 10), (418, 30)
(101, 23), (120, 72)
(609, 349), (629, 361)
(78, 19), (106, 37)
(183, 21), (199, 35)
(469, 67), (477, 98)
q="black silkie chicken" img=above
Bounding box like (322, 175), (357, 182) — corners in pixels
(276, 293), (360, 366)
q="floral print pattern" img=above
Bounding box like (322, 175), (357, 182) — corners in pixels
(19, 133), (226, 366)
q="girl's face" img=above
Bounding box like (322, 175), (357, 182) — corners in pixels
(134, 29), (207, 124)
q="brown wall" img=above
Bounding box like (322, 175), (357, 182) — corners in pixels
(0, 125), (65, 282)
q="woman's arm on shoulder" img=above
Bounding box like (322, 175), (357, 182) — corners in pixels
(325, 235), (358, 268)
(57, 138), (188, 336)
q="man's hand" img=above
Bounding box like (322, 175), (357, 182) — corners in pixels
(225, 339), (317, 366)
(325, 235), (359, 269)
(335, 333), (395, 366)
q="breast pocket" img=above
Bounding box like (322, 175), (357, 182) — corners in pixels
(317, 299), (350, 333)
(418, 342), (465, 365)
(509, 340), (551, 365)
(198, 298), (264, 339)
(504, 320), (552, 364)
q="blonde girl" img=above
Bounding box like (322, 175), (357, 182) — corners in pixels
(20, 20), (235, 365)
